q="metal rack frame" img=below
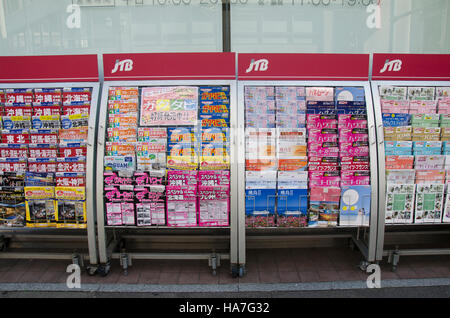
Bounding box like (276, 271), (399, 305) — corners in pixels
(95, 80), (239, 276)
(236, 80), (380, 276)
(371, 80), (450, 270)
(0, 81), (100, 272)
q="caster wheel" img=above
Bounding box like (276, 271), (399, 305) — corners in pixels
(239, 266), (245, 278)
(212, 269), (217, 276)
(392, 266), (397, 272)
(97, 263), (111, 277)
(72, 257), (83, 268)
(231, 265), (239, 278)
(86, 266), (97, 276)
(359, 261), (369, 272)
(120, 254), (130, 276)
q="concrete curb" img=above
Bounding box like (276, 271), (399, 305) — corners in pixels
(1, 278), (450, 294)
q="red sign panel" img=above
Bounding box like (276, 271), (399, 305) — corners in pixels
(238, 53), (369, 81)
(372, 54), (450, 81)
(0, 55), (99, 83)
(103, 52), (236, 81)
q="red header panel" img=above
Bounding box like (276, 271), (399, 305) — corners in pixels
(238, 53), (369, 81)
(0, 55), (99, 83)
(373, 54), (450, 81)
(103, 52), (236, 81)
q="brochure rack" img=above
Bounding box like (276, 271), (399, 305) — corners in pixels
(236, 53), (379, 276)
(95, 53), (238, 276)
(0, 55), (100, 271)
(371, 53), (450, 271)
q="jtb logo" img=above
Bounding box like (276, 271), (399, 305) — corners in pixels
(380, 59), (402, 73)
(246, 59), (269, 73)
(111, 59), (134, 74)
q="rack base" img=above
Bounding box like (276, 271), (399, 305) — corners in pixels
(107, 251), (231, 276)
(384, 247), (450, 272)
(100, 233), (232, 277)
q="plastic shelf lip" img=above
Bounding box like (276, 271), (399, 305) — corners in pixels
(369, 125), (377, 145)
(377, 124), (385, 144)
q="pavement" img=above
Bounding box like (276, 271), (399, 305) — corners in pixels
(1, 247), (449, 297)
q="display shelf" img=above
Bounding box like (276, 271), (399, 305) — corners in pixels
(371, 53), (450, 270)
(385, 223), (450, 227)
(244, 225), (360, 230)
(104, 226), (230, 230)
(0, 227), (88, 232)
(0, 55), (100, 270)
(95, 53), (238, 276)
(236, 53), (379, 277)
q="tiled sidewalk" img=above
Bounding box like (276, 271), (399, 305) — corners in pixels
(1, 247), (450, 286)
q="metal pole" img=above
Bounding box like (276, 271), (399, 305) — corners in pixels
(222, 0), (231, 53)
(96, 84), (110, 264)
(365, 81), (379, 262)
(86, 82), (101, 265)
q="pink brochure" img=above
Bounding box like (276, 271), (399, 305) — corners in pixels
(167, 170), (198, 186)
(198, 185), (230, 227)
(166, 185), (198, 227)
(198, 170), (230, 187)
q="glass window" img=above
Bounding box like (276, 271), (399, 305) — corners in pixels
(0, 0), (223, 55)
(230, 0), (450, 54)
